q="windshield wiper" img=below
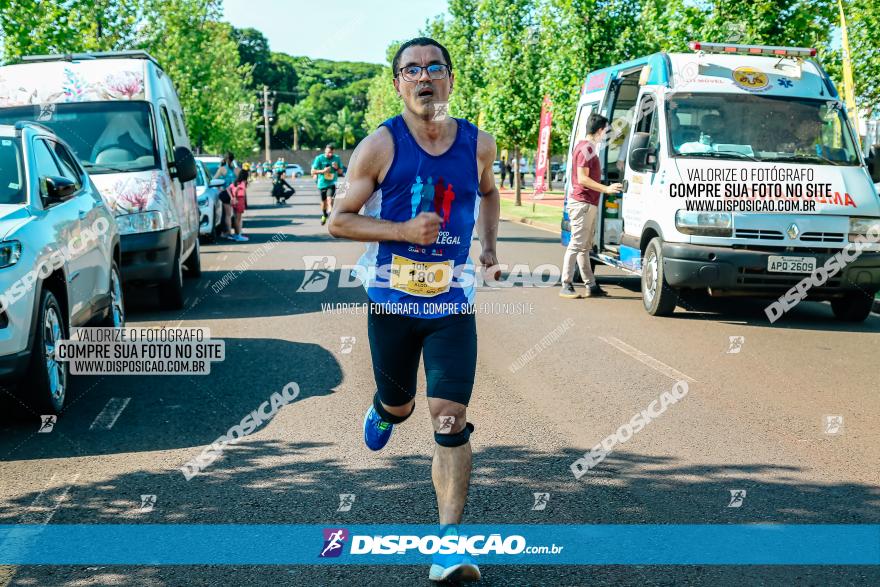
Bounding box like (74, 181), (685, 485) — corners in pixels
(762, 154), (842, 166)
(681, 150), (758, 162)
(82, 162), (132, 173)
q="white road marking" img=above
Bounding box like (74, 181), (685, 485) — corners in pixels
(598, 336), (696, 383)
(0, 473), (80, 583)
(18, 473), (80, 525)
(89, 397), (131, 431)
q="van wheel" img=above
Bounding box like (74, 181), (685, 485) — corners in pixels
(641, 237), (677, 316)
(99, 262), (125, 328)
(158, 243), (185, 310)
(184, 237), (201, 278)
(830, 294), (874, 322)
(23, 289), (69, 415)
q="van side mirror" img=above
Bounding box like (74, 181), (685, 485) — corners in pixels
(171, 146), (198, 184)
(868, 145), (880, 183)
(43, 176), (77, 203)
(628, 132), (658, 173)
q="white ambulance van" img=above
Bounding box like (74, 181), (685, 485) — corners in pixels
(0, 51), (200, 310)
(562, 42), (880, 321)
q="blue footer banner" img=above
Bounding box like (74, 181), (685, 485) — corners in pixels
(0, 524), (878, 565)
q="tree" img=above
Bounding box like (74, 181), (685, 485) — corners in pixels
(0, 0), (146, 63)
(140, 0), (256, 155)
(275, 101), (317, 150)
(325, 106), (356, 150)
(479, 0), (544, 205)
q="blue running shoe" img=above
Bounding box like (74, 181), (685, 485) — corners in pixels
(363, 405), (394, 451)
(429, 553), (481, 582)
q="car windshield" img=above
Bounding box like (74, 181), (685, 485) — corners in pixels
(202, 161), (220, 178)
(667, 92), (860, 166)
(0, 137), (25, 204)
(0, 101), (159, 174)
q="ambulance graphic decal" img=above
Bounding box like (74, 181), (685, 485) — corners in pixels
(732, 66), (769, 92)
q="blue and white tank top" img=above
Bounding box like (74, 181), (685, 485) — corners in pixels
(356, 115), (481, 318)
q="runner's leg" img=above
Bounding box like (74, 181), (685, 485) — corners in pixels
(421, 313), (477, 524)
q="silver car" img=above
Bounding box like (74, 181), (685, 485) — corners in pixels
(195, 159), (223, 241)
(0, 122), (124, 414)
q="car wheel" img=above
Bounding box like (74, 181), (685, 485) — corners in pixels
(98, 262), (125, 328)
(184, 237), (201, 278)
(641, 237), (677, 316)
(23, 288), (69, 414)
(830, 293), (874, 322)
(158, 242), (185, 310)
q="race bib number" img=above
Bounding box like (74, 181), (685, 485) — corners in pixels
(323, 170), (335, 180)
(390, 254), (454, 297)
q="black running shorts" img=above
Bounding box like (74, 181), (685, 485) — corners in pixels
(367, 305), (477, 407)
(319, 184), (337, 201)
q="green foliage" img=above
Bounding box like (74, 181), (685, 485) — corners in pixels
(364, 71), (401, 132)
(376, 0), (869, 167)
(0, 0), (146, 61)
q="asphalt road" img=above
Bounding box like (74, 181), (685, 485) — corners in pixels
(0, 178), (878, 586)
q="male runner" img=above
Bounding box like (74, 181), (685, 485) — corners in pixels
(312, 143), (344, 226)
(328, 37), (500, 583)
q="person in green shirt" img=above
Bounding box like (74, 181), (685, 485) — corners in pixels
(311, 143), (344, 225)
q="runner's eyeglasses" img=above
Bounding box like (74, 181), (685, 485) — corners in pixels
(397, 64), (450, 82)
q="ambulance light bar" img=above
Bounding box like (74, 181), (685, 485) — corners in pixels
(688, 42), (816, 58)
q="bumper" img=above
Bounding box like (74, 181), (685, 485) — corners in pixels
(120, 227), (179, 283)
(0, 348), (31, 379)
(662, 242), (880, 297)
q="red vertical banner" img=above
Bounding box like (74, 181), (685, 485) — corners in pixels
(532, 95), (552, 199)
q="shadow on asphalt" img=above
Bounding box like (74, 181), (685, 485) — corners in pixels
(1, 442), (877, 585)
(0, 337), (342, 452)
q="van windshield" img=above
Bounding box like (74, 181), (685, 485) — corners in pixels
(667, 93), (860, 166)
(0, 101), (159, 174)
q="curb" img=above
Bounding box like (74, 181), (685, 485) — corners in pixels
(499, 213), (560, 234)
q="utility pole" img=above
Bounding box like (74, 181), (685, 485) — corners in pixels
(262, 85), (272, 163)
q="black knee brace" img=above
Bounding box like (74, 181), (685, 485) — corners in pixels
(373, 393), (414, 424)
(435, 422), (474, 447)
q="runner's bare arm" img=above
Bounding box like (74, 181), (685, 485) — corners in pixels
(328, 128), (442, 245)
(476, 130), (500, 274)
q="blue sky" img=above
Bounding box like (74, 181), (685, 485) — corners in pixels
(223, 0), (449, 64)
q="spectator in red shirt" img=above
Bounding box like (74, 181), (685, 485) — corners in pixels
(560, 113), (622, 298)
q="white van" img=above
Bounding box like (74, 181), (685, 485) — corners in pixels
(562, 42), (880, 321)
(0, 51), (200, 309)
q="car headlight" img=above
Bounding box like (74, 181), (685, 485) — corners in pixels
(116, 211), (166, 235)
(675, 211), (732, 237)
(848, 217), (880, 242)
(0, 241), (22, 269)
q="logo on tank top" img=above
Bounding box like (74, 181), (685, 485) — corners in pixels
(409, 175), (456, 227)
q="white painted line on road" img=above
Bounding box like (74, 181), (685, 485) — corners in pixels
(89, 397), (131, 431)
(598, 336), (696, 383)
(221, 254), (228, 261)
(18, 473), (80, 524)
(0, 473), (80, 584)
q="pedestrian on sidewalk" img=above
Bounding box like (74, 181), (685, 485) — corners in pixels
(228, 168), (250, 242)
(505, 158), (514, 188)
(328, 36), (500, 583)
(213, 152), (239, 240)
(499, 154), (507, 187)
(560, 112), (622, 299)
